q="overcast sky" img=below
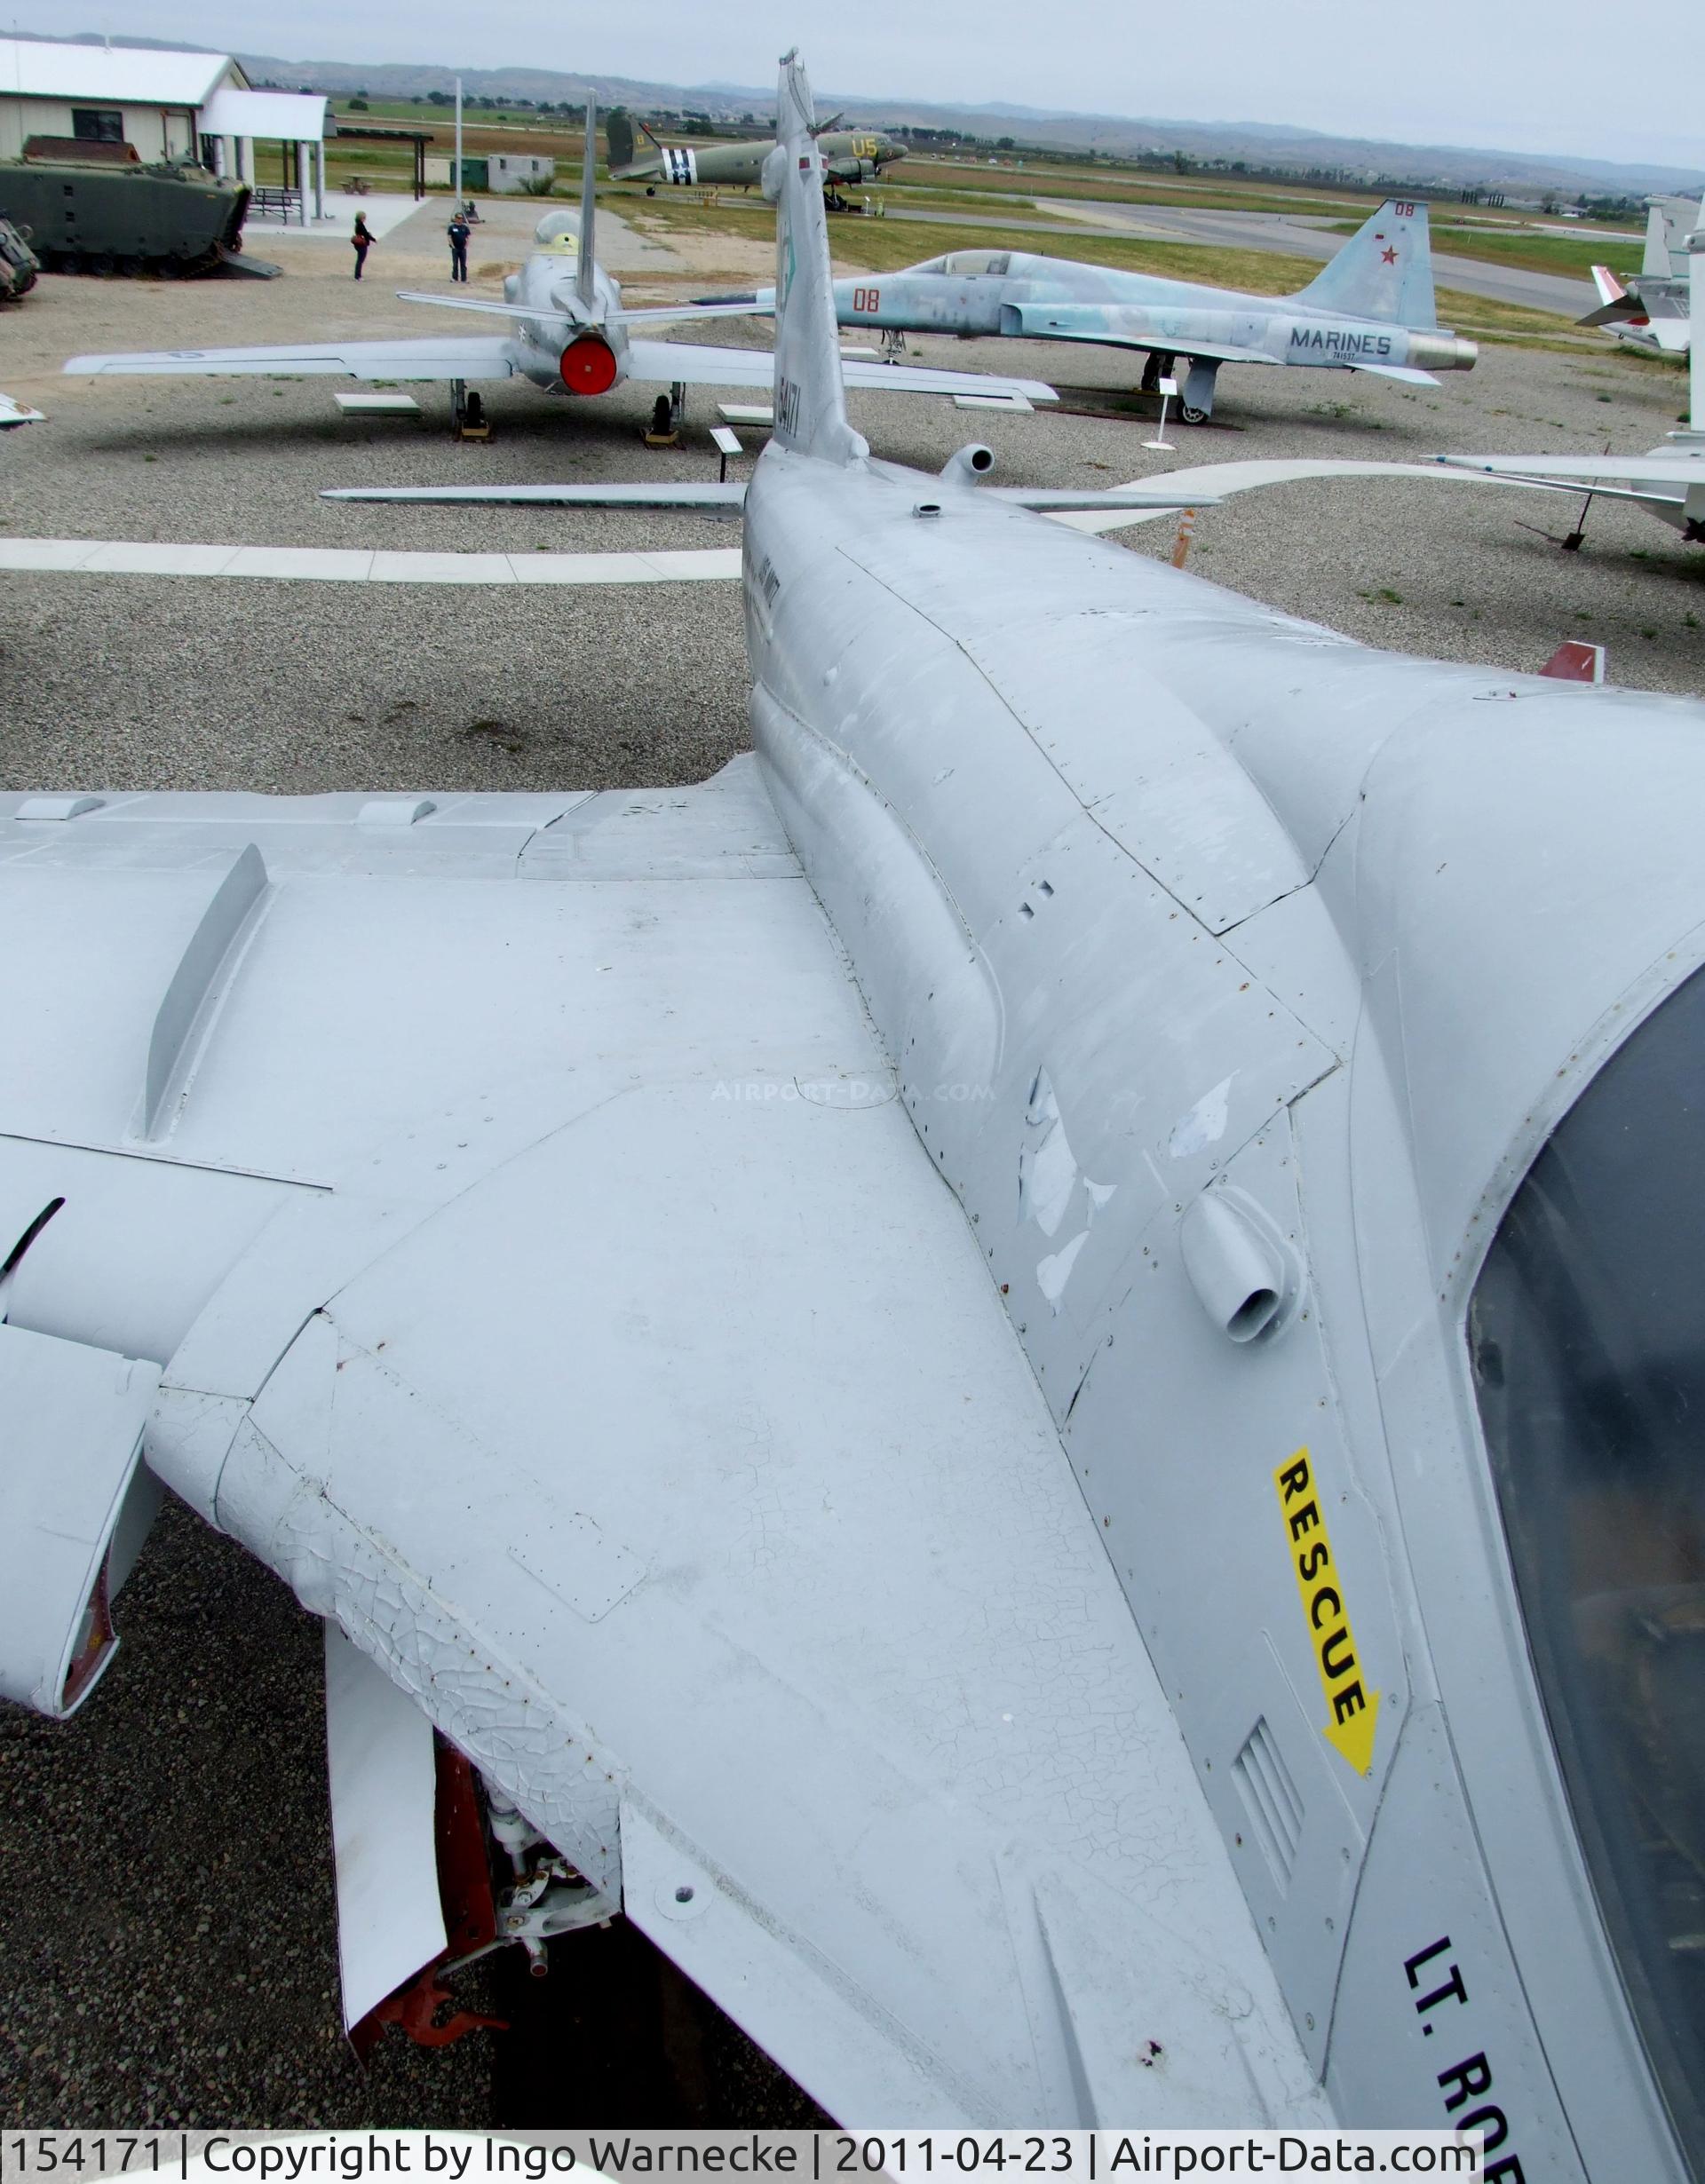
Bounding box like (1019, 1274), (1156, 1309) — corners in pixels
(13, 0), (1699, 170)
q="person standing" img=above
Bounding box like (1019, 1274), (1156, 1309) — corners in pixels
(448, 210), (472, 283)
(351, 212), (374, 281)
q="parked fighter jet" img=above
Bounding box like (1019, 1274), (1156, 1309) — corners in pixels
(59, 106), (1051, 423)
(1581, 198), (1701, 360)
(7, 52), (1705, 2169)
(711, 198), (1477, 421)
(607, 107), (903, 204)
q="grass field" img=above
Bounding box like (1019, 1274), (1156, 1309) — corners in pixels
(1431, 226), (1643, 281)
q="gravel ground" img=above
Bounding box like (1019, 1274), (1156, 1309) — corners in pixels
(1, 229), (1701, 2133)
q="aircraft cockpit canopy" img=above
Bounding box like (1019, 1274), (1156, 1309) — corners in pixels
(906, 251), (1011, 279)
(1471, 961), (1705, 2171)
(535, 209), (583, 249)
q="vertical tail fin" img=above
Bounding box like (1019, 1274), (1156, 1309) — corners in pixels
(761, 50), (865, 465)
(1643, 202), (1673, 277)
(1291, 199), (1437, 328)
(1642, 194), (1703, 278)
(576, 102), (597, 310)
(1690, 232), (1703, 433)
(604, 111), (634, 172)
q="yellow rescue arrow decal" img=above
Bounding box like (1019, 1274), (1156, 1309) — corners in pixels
(1273, 1447), (1381, 1776)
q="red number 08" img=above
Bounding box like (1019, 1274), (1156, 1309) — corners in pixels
(852, 286), (881, 313)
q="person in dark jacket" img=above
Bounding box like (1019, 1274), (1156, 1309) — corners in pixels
(351, 212), (375, 280)
(448, 211), (472, 283)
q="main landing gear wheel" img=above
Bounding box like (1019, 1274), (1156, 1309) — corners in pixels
(1179, 401), (1210, 425)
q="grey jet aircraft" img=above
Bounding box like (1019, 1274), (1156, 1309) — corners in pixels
(715, 197), (1477, 421)
(60, 107), (1053, 426)
(1582, 195), (1701, 360)
(4, 51), (1704, 2171)
(1446, 230), (1705, 545)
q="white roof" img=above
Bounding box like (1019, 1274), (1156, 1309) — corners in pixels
(0, 36), (235, 107)
(201, 86), (326, 143)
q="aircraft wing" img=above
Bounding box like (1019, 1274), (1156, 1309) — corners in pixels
(61, 337), (519, 383)
(1437, 450), (1704, 489)
(322, 482), (1217, 512)
(625, 336), (1059, 402)
(393, 290), (771, 329)
(0, 764), (1319, 2129)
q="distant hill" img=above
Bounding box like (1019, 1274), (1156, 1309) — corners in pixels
(20, 30), (1704, 196)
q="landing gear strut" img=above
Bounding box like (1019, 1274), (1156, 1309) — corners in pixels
(645, 382), (686, 447)
(450, 380), (489, 440)
(1178, 357), (1218, 426)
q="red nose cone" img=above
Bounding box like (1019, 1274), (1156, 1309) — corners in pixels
(559, 335), (619, 395)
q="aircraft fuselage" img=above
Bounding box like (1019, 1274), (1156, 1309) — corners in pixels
(736, 435), (1701, 2177)
(813, 252), (1475, 396)
(502, 240), (631, 396)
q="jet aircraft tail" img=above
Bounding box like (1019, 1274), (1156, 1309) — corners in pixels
(762, 49), (866, 465)
(576, 103), (598, 311)
(1643, 202), (1672, 278)
(1290, 199), (1437, 328)
(1642, 194), (1703, 278)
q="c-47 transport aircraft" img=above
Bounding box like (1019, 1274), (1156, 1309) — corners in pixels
(607, 107), (905, 202)
(4, 51), (1702, 2175)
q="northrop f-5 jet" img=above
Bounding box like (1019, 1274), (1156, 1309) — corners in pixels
(717, 199), (1477, 421)
(60, 107), (1053, 423)
(7, 51), (1705, 2172)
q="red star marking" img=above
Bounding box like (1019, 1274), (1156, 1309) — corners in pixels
(1381, 245), (1399, 264)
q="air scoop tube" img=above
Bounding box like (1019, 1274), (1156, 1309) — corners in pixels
(940, 444), (995, 485)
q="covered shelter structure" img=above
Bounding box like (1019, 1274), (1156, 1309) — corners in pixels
(201, 86), (328, 223)
(329, 123), (432, 202)
(0, 39), (328, 220)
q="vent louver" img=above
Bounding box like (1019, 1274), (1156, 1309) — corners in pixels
(1233, 1716), (1305, 1887)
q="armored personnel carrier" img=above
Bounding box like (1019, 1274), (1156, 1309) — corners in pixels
(0, 138), (250, 276)
(0, 217), (39, 301)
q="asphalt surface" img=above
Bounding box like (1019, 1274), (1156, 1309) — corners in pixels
(2, 200), (1703, 2133)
